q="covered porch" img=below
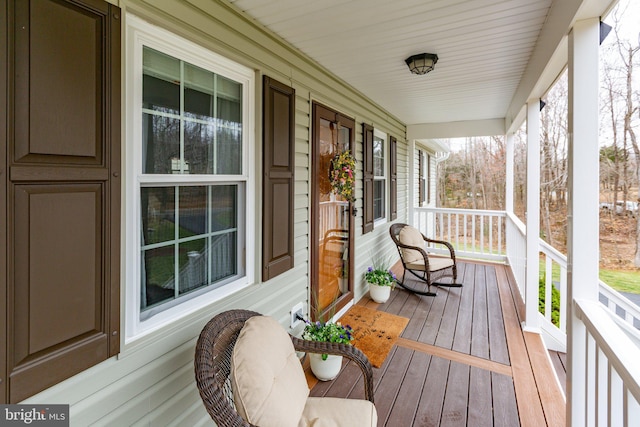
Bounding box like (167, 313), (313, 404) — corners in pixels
(308, 260), (565, 426)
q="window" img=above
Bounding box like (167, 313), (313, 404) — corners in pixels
(126, 16), (255, 339)
(373, 131), (387, 222)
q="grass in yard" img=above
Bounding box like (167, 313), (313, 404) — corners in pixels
(599, 268), (640, 294)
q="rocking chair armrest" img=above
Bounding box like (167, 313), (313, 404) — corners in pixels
(291, 336), (375, 404)
(422, 237), (456, 260)
(394, 241), (433, 268)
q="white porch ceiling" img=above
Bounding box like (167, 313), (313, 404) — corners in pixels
(228, 0), (555, 129)
(228, 0), (615, 139)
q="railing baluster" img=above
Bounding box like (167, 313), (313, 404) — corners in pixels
(447, 211), (451, 245)
(455, 213), (460, 251)
(480, 214), (484, 254)
(596, 346), (607, 426)
(472, 215), (476, 253)
(611, 367), (624, 426)
(545, 255), (552, 322)
(560, 266), (567, 332)
(489, 215), (493, 255)
(627, 387), (640, 426)
(464, 214), (468, 253)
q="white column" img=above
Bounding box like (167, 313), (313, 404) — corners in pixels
(567, 18), (600, 427)
(525, 101), (541, 331)
(505, 133), (515, 214)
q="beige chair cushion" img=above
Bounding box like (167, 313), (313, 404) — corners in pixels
(398, 225), (426, 264)
(406, 257), (454, 272)
(299, 397), (378, 427)
(231, 315), (309, 427)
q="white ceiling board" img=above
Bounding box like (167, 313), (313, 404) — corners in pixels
(228, 0), (616, 131)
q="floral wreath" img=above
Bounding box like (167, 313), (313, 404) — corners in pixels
(330, 150), (356, 202)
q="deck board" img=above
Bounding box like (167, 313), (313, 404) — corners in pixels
(548, 350), (567, 395)
(471, 266), (490, 360)
(308, 261), (565, 426)
(492, 372), (520, 427)
(385, 350), (431, 426)
(486, 264), (510, 364)
(414, 355), (450, 426)
(439, 361), (470, 427)
(452, 262), (475, 355)
(468, 367), (493, 427)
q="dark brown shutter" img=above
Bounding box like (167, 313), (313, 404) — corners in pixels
(4, 0), (121, 403)
(426, 153), (431, 204)
(262, 76), (295, 281)
(418, 150), (424, 206)
(390, 136), (398, 221)
(362, 123), (374, 234)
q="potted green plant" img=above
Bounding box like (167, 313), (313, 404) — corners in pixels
(364, 264), (396, 303)
(302, 320), (353, 381)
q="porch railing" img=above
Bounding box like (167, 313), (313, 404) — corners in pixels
(416, 207), (640, 336)
(413, 207), (506, 262)
(414, 206), (640, 423)
(574, 299), (640, 425)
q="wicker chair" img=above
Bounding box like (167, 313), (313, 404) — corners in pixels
(389, 223), (462, 296)
(194, 309), (376, 427)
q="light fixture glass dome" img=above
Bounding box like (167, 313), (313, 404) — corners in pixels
(405, 53), (439, 75)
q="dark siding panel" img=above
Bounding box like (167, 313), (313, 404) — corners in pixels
(390, 136), (398, 221)
(262, 76), (295, 281)
(5, 0), (120, 403)
(362, 123), (374, 234)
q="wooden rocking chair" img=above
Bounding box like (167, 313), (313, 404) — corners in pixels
(389, 223), (462, 296)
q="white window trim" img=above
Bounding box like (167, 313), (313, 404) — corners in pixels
(373, 129), (388, 226)
(124, 15), (255, 343)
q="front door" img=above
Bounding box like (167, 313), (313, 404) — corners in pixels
(311, 103), (355, 320)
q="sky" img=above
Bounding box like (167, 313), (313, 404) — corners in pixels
(603, 0), (640, 45)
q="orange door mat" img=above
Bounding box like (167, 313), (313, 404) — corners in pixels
(339, 305), (409, 368)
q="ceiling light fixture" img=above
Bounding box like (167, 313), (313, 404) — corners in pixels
(405, 53), (439, 75)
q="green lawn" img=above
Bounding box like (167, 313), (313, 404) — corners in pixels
(599, 269), (640, 294)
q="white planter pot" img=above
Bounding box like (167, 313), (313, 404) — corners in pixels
(369, 282), (391, 303)
(309, 353), (342, 381)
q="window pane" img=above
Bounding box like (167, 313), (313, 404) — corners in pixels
(373, 136), (384, 177)
(216, 100), (242, 174)
(211, 185), (237, 232)
(210, 231), (237, 283)
(178, 186), (207, 238)
(142, 245), (175, 308)
(184, 120), (215, 174)
(142, 113), (180, 174)
(143, 47), (180, 113)
(178, 238), (208, 294)
(184, 63), (215, 120)
(141, 187), (175, 245)
(374, 179), (385, 220)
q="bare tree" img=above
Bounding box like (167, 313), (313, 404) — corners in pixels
(605, 4), (640, 265)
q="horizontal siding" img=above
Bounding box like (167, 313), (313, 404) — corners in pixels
(24, 0), (407, 425)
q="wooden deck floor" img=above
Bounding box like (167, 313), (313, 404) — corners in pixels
(308, 261), (566, 427)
